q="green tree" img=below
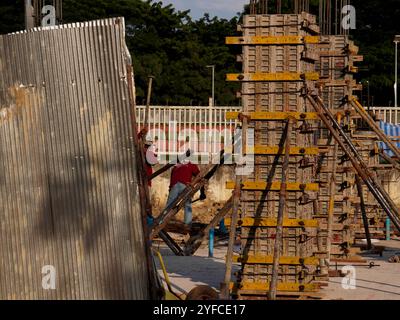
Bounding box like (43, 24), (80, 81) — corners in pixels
(0, 0), (398, 106)
(0, 0), (24, 33)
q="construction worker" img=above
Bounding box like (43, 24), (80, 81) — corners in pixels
(138, 127), (158, 186)
(144, 138), (158, 187)
(165, 151), (200, 227)
(138, 127), (158, 228)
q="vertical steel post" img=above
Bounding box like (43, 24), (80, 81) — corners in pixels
(25, 0), (35, 30)
(209, 228), (215, 257)
(395, 39), (399, 108)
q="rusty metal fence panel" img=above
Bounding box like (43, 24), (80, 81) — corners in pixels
(0, 18), (150, 300)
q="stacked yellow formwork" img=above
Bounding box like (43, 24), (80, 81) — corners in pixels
(225, 13), (325, 299)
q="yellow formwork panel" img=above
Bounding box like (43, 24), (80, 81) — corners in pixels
(226, 111), (319, 121)
(250, 146), (320, 155)
(224, 218), (319, 228)
(232, 255), (320, 265)
(226, 181), (319, 191)
(230, 282), (319, 293)
(226, 35), (320, 45)
(226, 72), (320, 82)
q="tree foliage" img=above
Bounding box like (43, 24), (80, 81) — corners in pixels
(62, 0), (242, 106)
(0, 0), (398, 106)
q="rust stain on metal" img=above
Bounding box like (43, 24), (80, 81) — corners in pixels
(0, 85), (43, 121)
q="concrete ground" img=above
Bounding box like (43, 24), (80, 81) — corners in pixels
(154, 238), (400, 300)
(324, 239), (400, 300)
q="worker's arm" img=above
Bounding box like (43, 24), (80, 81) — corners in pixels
(138, 127), (149, 140)
(191, 164), (200, 177)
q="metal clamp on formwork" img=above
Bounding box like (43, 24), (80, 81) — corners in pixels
(299, 156), (314, 168)
(338, 213), (349, 223)
(298, 121), (315, 134)
(299, 192), (313, 205)
(339, 154), (350, 164)
(339, 181), (352, 192)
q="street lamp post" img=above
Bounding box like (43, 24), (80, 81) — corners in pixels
(206, 65), (216, 257)
(206, 65), (215, 107)
(395, 35), (400, 108)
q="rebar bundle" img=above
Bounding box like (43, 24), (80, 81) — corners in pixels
(319, 0), (351, 35)
(294, 0), (310, 14)
(249, 0), (268, 14)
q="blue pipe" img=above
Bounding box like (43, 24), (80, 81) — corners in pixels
(209, 228), (214, 258)
(219, 219), (228, 234)
(386, 218), (391, 241)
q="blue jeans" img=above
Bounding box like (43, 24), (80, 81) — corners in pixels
(166, 182), (192, 225)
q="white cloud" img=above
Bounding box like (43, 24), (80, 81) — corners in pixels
(161, 0), (246, 19)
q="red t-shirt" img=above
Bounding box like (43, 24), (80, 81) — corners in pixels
(145, 163), (153, 187)
(170, 163), (200, 189)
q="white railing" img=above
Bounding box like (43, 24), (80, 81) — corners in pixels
(135, 105), (242, 163)
(371, 107), (400, 124)
(136, 105), (241, 128)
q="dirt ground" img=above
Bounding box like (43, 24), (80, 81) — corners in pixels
(154, 239), (400, 300)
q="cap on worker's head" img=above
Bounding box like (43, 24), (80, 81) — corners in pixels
(177, 149), (191, 164)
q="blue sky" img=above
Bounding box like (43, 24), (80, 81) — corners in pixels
(160, 0), (247, 20)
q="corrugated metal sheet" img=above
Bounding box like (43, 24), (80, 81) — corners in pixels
(0, 18), (150, 299)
